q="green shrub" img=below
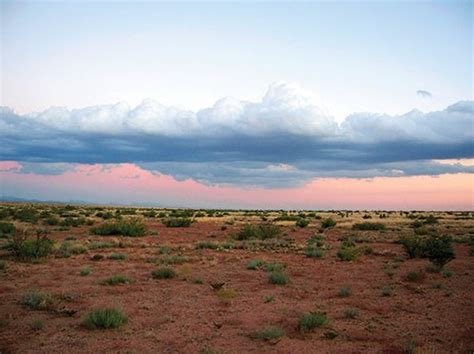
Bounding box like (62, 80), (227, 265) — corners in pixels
(162, 218), (193, 228)
(296, 218), (310, 228)
(7, 231), (54, 261)
(235, 224), (258, 240)
(442, 269), (453, 278)
(88, 241), (114, 249)
(304, 247), (324, 258)
(299, 311), (327, 331)
(235, 223), (281, 240)
(158, 255), (188, 265)
(263, 262), (285, 272)
(337, 247), (359, 261)
(352, 222), (385, 231)
(101, 275), (132, 285)
(321, 218), (336, 229)
(0, 222), (15, 235)
(250, 326), (285, 341)
(246, 259), (264, 270)
(424, 234), (454, 268)
(152, 267), (176, 279)
(21, 291), (53, 310)
(399, 235), (426, 258)
(268, 272), (288, 285)
(83, 308), (127, 329)
(90, 218), (146, 237)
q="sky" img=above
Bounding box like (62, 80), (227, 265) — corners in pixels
(0, 0), (473, 209)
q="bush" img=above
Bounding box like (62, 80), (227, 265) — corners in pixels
(304, 247), (324, 258)
(216, 288), (236, 304)
(90, 218), (146, 237)
(7, 230), (54, 261)
(83, 308), (127, 329)
(399, 235), (426, 258)
(344, 308), (359, 319)
(424, 234), (454, 268)
(21, 291), (53, 310)
(337, 287), (352, 297)
(299, 311), (327, 331)
(263, 262), (285, 272)
(80, 266), (91, 276)
(195, 242), (219, 250)
(246, 259), (264, 270)
(337, 247), (359, 261)
(404, 270), (426, 283)
(296, 218), (310, 228)
(162, 218), (193, 228)
(29, 318), (44, 331)
(250, 326), (285, 341)
(235, 223), (281, 240)
(152, 267), (176, 279)
(352, 222), (385, 231)
(321, 218), (336, 229)
(268, 272), (288, 285)
(101, 275), (132, 285)
(0, 222), (15, 235)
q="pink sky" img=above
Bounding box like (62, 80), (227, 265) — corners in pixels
(0, 161), (472, 210)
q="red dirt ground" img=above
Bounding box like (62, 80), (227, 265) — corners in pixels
(0, 210), (473, 353)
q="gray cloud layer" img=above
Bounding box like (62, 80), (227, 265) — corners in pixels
(1, 82), (473, 187)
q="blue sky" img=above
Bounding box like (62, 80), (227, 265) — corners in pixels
(1, 1), (472, 121)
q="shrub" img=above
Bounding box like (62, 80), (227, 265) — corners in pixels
(442, 269), (453, 278)
(0, 222), (15, 235)
(101, 275), (132, 285)
(337, 247), (359, 261)
(158, 255), (188, 265)
(321, 218), (336, 229)
(246, 259), (264, 270)
(250, 326), (285, 341)
(80, 266), (91, 276)
(162, 218), (193, 228)
(152, 267), (176, 279)
(263, 262), (285, 272)
(235, 224), (258, 240)
(344, 308), (359, 319)
(352, 222), (385, 231)
(195, 242), (219, 250)
(381, 285), (393, 297)
(88, 241), (114, 249)
(235, 223), (281, 240)
(404, 270), (426, 283)
(304, 247), (324, 258)
(91, 254), (104, 261)
(108, 253), (127, 261)
(83, 308), (127, 329)
(21, 291), (53, 310)
(299, 311), (327, 331)
(337, 287), (352, 297)
(424, 234), (454, 268)
(29, 318), (44, 331)
(399, 235), (426, 258)
(7, 230), (54, 261)
(296, 218), (310, 228)
(268, 272), (288, 285)
(216, 288), (236, 303)
(91, 218), (146, 237)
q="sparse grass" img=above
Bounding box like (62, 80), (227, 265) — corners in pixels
(344, 307), (359, 319)
(404, 270), (426, 283)
(337, 286), (352, 297)
(195, 242), (219, 250)
(83, 308), (127, 329)
(442, 269), (453, 278)
(80, 266), (91, 276)
(194, 277), (204, 284)
(268, 271), (288, 285)
(108, 253), (127, 261)
(101, 275), (132, 285)
(250, 326), (285, 341)
(299, 311), (327, 331)
(88, 241), (114, 249)
(158, 255), (188, 265)
(264, 295), (274, 303)
(21, 291), (53, 310)
(381, 285), (393, 297)
(152, 267), (176, 279)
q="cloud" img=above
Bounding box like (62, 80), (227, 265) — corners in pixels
(1, 83), (473, 187)
(417, 89), (432, 98)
